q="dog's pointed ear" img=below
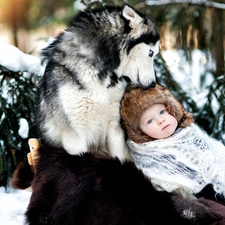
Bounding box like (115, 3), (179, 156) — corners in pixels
(122, 5), (143, 27)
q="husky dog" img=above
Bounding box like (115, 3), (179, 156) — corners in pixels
(35, 4), (160, 161)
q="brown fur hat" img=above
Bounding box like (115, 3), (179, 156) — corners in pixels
(120, 84), (194, 143)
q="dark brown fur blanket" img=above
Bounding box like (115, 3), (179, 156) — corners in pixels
(11, 145), (214, 225)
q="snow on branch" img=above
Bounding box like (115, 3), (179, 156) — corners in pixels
(0, 44), (45, 76)
(145, 0), (225, 9)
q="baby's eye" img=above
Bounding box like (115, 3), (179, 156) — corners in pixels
(160, 109), (166, 114)
(149, 49), (154, 57)
(147, 119), (153, 124)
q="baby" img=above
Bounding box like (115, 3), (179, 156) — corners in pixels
(120, 84), (225, 222)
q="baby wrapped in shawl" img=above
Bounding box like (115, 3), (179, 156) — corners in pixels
(120, 84), (225, 199)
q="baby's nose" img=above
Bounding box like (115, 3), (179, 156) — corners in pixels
(157, 118), (165, 125)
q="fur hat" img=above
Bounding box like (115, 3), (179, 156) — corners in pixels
(120, 84), (194, 143)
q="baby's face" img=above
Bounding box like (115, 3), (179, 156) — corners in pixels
(139, 103), (178, 139)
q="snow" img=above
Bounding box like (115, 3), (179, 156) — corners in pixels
(0, 44), (45, 76)
(18, 119), (29, 139)
(74, 0), (86, 10)
(161, 49), (216, 110)
(0, 187), (31, 225)
(0, 44), (218, 224)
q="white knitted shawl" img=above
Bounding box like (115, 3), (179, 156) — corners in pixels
(128, 124), (225, 198)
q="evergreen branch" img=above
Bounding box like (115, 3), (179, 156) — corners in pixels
(145, 0), (225, 9)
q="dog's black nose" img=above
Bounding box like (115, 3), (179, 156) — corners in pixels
(136, 80), (156, 89)
(143, 81), (156, 89)
(150, 81), (156, 88)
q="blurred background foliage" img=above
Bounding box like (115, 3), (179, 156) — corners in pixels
(0, 0), (224, 187)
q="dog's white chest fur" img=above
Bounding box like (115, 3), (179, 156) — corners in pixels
(42, 81), (129, 160)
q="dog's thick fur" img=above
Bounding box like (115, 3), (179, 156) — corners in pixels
(35, 4), (160, 161)
(11, 146), (215, 225)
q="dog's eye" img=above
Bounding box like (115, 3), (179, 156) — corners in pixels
(149, 49), (154, 57)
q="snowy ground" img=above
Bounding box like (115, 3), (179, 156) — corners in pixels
(0, 187), (31, 225)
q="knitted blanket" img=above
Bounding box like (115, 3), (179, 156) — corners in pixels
(128, 124), (225, 198)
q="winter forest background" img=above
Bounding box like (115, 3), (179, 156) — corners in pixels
(0, 0), (225, 188)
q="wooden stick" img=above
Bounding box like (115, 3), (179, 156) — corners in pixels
(27, 138), (40, 167)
